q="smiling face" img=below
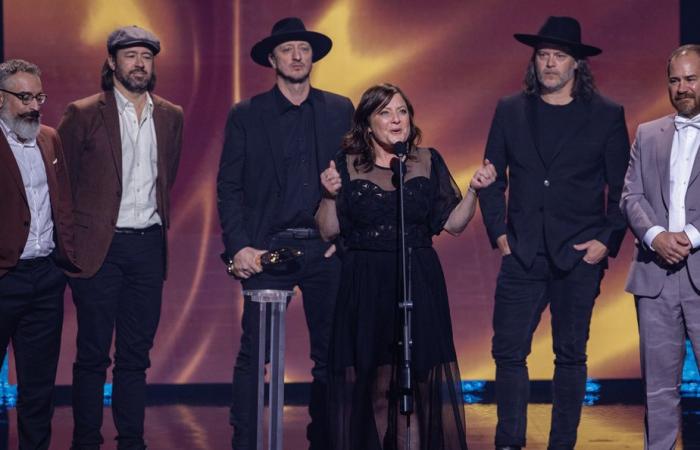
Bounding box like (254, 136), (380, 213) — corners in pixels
(668, 51), (700, 118)
(535, 46), (578, 95)
(269, 40), (313, 84)
(368, 93), (411, 152)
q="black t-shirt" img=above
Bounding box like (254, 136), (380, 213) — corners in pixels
(535, 97), (581, 165)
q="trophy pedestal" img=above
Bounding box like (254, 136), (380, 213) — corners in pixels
(243, 289), (295, 450)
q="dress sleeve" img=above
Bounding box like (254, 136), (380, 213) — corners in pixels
(429, 148), (462, 235)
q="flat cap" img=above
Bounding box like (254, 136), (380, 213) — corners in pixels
(107, 25), (160, 55)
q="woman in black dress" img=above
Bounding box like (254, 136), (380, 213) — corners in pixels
(316, 84), (495, 450)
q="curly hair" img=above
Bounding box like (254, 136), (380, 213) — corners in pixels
(523, 52), (597, 101)
(0, 59), (41, 89)
(342, 83), (422, 173)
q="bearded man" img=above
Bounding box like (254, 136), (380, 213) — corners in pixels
(57, 26), (184, 450)
(479, 16), (630, 450)
(0, 58), (77, 450)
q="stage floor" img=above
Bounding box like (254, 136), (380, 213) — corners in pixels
(3, 404), (700, 449)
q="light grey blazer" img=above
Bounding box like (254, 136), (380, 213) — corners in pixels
(621, 114), (700, 297)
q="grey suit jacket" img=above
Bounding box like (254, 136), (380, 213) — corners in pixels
(621, 114), (700, 297)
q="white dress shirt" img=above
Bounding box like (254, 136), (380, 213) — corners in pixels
(1, 119), (55, 258)
(644, 113), (700, 249)
(114, 88), (161, 229)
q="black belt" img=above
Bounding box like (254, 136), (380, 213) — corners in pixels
(272, 228), (320, 240)
(16, 256), (51, 268)
(114, 224), (162, 235)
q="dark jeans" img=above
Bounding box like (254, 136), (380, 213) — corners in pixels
(230, 236), (340, 450)
(0, 257), (65, 450)
(69, 230), (164, 450)
(492, 254), (603, 450)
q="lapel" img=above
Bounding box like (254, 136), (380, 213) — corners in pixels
(99, 91), (123, 186)
(524, 95), (547, 168)
(152, 94), (168, 185)
(260, 88), (285, 188)
(36, 128), (60, 214)
(0, 130), (27, 202)
(312, 89), (329, 168)
(686, 123), (700, 188)
(655, 116), (675, 207)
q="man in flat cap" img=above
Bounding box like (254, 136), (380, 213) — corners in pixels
(217, 16), (353, 450)
(622, 44), (700, 450)
(0, 58), (78, 450)
(479, 16), (630, 450)
(58, 25), (183, 450)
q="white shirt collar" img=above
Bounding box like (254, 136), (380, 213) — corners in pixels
(113, 88), (154, 116)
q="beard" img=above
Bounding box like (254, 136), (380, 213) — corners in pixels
(0, 107), (40, 141)
(114, 65), (154, 94)
(673, 93), (700, 118)
(537, 67), (576, 94)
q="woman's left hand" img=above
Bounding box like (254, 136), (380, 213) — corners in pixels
(470, 159), (496, 190)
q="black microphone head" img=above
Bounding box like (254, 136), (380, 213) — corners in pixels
(393, 141), (408, 156)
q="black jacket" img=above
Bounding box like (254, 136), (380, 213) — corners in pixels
(479, 92), (630, 270)
(217, 86), (354, 257)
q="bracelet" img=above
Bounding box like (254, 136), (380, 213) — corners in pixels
(468, 186), (478, 197)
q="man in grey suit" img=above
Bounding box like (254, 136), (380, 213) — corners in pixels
(621, 43), (700, 450)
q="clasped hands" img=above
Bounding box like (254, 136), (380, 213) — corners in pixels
(651, 231), (691, 266)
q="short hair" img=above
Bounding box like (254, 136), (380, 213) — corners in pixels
(0, 59), (41, 89)
(342, 83), (422, 172)
(667, 44), (700, 76)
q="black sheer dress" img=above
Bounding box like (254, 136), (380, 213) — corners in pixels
(327, 147), (469, 450)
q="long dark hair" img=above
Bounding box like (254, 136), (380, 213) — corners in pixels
(523, 53), (597, 101)
(100, 55), (157, 92)
(342, 83), (422, 173)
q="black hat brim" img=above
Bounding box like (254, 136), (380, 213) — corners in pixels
(251, 31), (332, 67)
(514, 33), (601, 57)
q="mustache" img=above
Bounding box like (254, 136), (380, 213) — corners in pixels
(675, 93), (695, 101)
(18, 110), (40, 121)
(129, 68), (147, 75)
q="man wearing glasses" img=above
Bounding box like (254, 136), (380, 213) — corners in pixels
(0, 58), (78, 450)
(57, 26), (183, 450)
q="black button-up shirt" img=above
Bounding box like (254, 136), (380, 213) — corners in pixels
(270, 85), (321, 233)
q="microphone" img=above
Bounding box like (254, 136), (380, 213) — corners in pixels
(393, 141), (408, 156)
(390, 156), (406, 188)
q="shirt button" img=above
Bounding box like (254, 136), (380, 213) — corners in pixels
(544, 179), (550, 187)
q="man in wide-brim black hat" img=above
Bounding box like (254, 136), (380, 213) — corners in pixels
(217, 16), (354, 450)
(479, 16), (631, 450)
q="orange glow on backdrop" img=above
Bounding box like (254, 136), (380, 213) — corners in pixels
(5, 0), (678, 383)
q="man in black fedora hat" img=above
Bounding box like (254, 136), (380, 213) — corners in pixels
(217, 16), (353, 450)
(479, 16), (630, 450)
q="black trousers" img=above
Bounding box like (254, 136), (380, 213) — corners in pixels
(0, 257), (66, 450)
(69, 230), (164, 450)
(492, 254), (603, 450)
(230, 236), (340, 450)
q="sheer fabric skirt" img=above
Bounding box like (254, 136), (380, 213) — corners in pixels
(329, 248), (468, 450)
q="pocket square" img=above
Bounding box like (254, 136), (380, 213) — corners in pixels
(52, 158), (58, 165)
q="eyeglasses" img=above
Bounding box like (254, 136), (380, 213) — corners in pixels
(0, 88), (47, 105)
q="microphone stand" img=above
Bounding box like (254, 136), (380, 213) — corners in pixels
(392, 142), (413, 449)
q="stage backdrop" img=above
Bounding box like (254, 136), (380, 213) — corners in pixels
(5, 0), (679, 384)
